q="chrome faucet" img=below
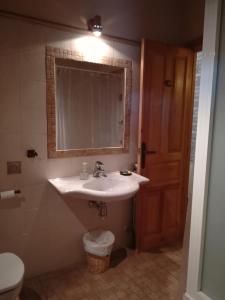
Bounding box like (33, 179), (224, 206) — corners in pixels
(93, 161), (107, 178)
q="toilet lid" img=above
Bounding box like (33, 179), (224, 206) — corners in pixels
(0, 253), (24, 294)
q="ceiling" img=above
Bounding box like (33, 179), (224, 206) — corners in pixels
(0, 0), (205, 43)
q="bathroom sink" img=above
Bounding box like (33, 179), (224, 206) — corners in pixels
(48, 172), (149, 202)
(83, 177), (125, 192)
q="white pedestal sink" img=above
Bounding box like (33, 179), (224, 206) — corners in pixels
(48, 172), (149, 202)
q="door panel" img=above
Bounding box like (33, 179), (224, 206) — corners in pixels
(137, 40), (194, 250)
(143, 50), (166, 154)
(162, 187), (180, 242)
(148, 161), (181, 186)
(168, 57), (187, 152)
(143, 190), (162, 235)
(139, 188), (163, 249)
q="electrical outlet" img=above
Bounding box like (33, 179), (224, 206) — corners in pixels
(7, 161), (22, 175)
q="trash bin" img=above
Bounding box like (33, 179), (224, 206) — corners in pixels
(83, 230), (115, 274)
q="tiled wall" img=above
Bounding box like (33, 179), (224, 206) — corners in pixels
(190, 52), (202, 162)
(188, 52), (202, 198)
(0, 17), (140, 278)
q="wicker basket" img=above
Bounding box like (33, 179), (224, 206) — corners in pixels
(86, 252), (110, 274)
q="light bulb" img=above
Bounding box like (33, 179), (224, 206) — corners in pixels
(93, 30), (102, 37)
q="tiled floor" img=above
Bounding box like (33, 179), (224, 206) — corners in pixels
(22, 246), (182, 300)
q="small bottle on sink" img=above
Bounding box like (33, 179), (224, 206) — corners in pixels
(80, 162), (89, 180)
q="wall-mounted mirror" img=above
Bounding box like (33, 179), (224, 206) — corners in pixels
(46, 46), (132, 158)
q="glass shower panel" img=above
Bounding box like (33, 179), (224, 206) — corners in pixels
(201, 2), (225, 299)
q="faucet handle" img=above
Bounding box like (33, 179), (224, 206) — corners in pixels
(93, 161), (106, 177)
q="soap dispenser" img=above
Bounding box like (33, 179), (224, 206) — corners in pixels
(80, 162), (89, 180)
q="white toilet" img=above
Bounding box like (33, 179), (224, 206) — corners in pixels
(0, 253), (24, 300)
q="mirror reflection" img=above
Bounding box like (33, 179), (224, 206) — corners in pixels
(55, 58), (125, 150)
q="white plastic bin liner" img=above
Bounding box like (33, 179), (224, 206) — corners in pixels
(83, 230), (115, 257)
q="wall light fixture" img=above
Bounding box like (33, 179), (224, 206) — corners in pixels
(88, 15), (102, 37)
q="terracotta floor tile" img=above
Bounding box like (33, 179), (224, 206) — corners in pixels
(21, 246), (183, 300)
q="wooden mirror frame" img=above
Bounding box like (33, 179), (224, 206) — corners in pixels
(46, 46), (132, 158)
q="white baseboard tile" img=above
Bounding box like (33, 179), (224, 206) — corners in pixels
(183, 292), (212, 300)
(183, 292), (195, 300)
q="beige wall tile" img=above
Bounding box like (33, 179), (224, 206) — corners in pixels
(0, 88), (21, 133)
(0, 133), (22, 160)
(20, 48), (46, 83)
(0, 16), (140, 278)
(21, 106), (47, 135)
(21, 81), (46, 109)
(0, 235), (25, 258)
(0, 205), (24, 239)
(0, 53), (20, 89)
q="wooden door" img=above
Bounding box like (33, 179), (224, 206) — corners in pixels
(137, 40), (194, 250)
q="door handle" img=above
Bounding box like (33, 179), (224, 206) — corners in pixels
(141, 143), (157, 168)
